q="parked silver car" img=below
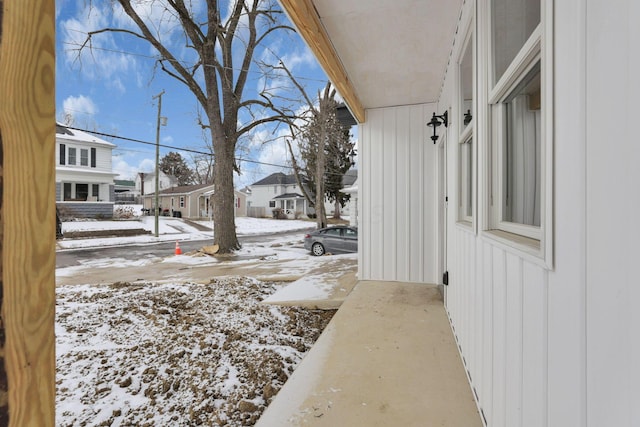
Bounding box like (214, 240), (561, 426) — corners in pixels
(304, 225), (358, 256)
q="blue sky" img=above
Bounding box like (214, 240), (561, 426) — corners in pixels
(55, 0), (337, 188)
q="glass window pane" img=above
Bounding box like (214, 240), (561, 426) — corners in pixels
(459, 138), (473, 220)
(460, 36), (473, 129)
(503, 63), (541, 226)
(68, 147), (76, 165)
(466, 138), (473, 218)
(492, 0), (540, 84)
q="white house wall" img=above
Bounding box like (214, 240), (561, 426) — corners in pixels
(359, 104), (438, 283)
(432, 0), (640, 426)
(584, 0), (640, 425)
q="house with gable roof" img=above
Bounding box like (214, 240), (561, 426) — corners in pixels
(55, 123), (118, 218)
(248, 172), (310, 218)
(248, 170), (358, 220)
(141, 183), (246, 219)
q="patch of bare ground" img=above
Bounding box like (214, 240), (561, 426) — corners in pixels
(56, 277), (335, 426)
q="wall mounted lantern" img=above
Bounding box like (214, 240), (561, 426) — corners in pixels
(464, 109), (472, 126)
(427, 111), (448, 143)
(349, 148), (357, 167)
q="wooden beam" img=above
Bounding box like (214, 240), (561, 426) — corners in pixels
(279, 0), (366, 123)
(0, 0), (56, 425)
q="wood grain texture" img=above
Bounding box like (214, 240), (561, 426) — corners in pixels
(0, 0), (56, 426)
(278, 0), (365, 123)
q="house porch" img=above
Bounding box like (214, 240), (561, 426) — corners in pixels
(256, 281), (482, 426)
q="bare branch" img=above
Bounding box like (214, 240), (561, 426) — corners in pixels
(287, 139), (315, 206)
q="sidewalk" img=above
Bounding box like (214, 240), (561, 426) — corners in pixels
(257, 281), (482, 427)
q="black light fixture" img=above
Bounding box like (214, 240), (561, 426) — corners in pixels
(349, 148), (357, 167)
(464, 109), (472, 126)
(427, 111), (448, 144)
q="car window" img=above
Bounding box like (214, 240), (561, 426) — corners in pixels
(325, 228), (342, 236)
(344, 228), (357, 238)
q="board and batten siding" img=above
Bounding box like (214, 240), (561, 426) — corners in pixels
(359, 104), (438, 284)
(444, 229), (549, 427)
(434, 0), (640, 426)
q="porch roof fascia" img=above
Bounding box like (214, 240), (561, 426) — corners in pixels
(278, 0), (365, 123)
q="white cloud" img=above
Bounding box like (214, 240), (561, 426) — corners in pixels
(138, 158), (156, 173)
(112, 154), (160, 180)
(61, 95), (99, 122)
(112, 158), (140, 180)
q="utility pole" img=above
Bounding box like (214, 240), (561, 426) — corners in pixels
(153, 90), (165, 237)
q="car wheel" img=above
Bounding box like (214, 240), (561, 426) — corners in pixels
(311, 242), (325, 256)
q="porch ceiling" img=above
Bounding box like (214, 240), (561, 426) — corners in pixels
(279, 0), (463, 123)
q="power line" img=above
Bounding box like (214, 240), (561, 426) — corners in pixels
(67, 126), (294, 170)
(68, 126), (358, 179)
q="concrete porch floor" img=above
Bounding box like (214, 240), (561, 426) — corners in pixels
(256, 281), (483, 427)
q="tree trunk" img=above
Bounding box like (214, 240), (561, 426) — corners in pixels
(315, 106), (327, 229)
(333, 199), (341, 219)
(210, 126), (240, 252)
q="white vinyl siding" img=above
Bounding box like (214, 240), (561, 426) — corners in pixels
(360, 104), (437, 284)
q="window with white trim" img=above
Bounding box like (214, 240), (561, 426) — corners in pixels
(458, 28), (474, 224)
(80, 148), (89, 166)
(180, 196), (185, 208)
(488, 0), (548, 248)
(68, 147), (76, 165)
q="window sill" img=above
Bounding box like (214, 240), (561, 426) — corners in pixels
(482, 229), (550, 269)
(456, 220), (475, 234)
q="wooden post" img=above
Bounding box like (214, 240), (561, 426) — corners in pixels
(0, 0), (56, 425)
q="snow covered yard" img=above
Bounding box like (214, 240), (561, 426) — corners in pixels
(55, 210), (348, 426)
(56, 277), (334, 426)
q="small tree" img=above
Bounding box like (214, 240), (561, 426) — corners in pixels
(287, 83), (354, 229)
(160, 152), (194, 186)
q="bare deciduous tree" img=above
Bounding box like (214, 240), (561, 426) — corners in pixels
(286, 82), (354, 229)
(80, 0), (296, 252)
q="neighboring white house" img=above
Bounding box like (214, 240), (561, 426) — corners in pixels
(55, 123), (118, 218)
(135, 171), (178, 196)
(335, 169), (357, 221)
(248, 170), (357, 219)
(248, 172), (310, 218)
(279, 1), (640, 426)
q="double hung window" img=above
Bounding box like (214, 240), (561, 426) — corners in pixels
(458, 29), (474, 224)
(68, 147), (76, 165)
(80, 149), (89, 166)
(488, 0), (549, 252)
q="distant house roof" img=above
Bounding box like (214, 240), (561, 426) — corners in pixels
(342, 169), (358, 187)
(251, 172), (300, 186)
(55, 123), (116, 147)
(273, 193), (305, 200)
(114, 179), (135, 187)
(147, 183), (213, 196)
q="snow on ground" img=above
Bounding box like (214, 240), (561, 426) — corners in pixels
(58, 205), (316, 250)
(56, 206), (351, 426)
